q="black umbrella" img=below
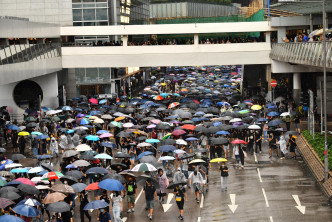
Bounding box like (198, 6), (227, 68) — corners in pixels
(26, 122), (37, 128)
(0, 186), (19, 194)
(196, 148), (209, 153)
(115, 152), (131, 158)
(18, 184), (40, 195)
(65, 170), (84, 179)
(86, 167), (109, 175)
(102, 173), (126, 184)
(167, 181), (187, 189)
(60, 176), (78, 185)
(0, 192), (20, 200)
(179, 153), (195, 160)
(210, 137), (229, 145)
(72, 183), (87, 193)
(160, 139), (175, 145)
(47, 202), (71, 212)
(11, 154), (26, 161)
(110, 163), (127, 171)
(136, 175), (160, 189)
(116, 131), (131, 138)
(41, 163), (54, 172)
(81, 154), (95, 160)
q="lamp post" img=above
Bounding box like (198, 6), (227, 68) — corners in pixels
(278, 0), (328, 181)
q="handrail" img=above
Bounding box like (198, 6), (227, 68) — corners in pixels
(270, 41), (332, 69)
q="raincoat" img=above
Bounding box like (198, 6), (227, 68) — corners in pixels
(156, 173), (169, 194)
(49, 138), (58, 155)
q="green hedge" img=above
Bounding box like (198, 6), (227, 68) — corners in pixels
(302, 130), (332, 171)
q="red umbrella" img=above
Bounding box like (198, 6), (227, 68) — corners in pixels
(15, 178), (35, 186)
(89, 98), (98, 104)
(192, 100), (200, 104)
(172, 129), (186, 136)
(231, 72), (238, 75)
(181, 125), (196, 131)
(155, 95), (163, 101)
(85, 182), (100, 191)
(231, 139), (247, 144)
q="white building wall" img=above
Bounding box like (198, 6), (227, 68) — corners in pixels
(0, 0), (73, 26)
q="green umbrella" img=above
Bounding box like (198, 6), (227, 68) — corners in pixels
(110, 121), (122, 128)
(50, 116), (60, 122)
(0, 178), (7, 186)
(238, 110), (249, 114)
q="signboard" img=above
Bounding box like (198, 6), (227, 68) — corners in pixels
(270, 79), (277, 88)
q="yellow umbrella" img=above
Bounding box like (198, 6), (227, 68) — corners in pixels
(189, 159), (205, 164)
(210, 158), (228, 163)
(18, 131), (30, 136)
(251, 105), (262, 110)
(160, 83), (166, 86)
(114, 116), (125, 122)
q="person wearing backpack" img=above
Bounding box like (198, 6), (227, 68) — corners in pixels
(126, 176), (137, 213)
(188, 168), (204, 203)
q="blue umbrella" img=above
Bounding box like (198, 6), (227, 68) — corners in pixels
(12, 204), (39, 217)
(89, 111), (101, 116)
(98, 179), (125, 191)
(66, 130), (74, 134)
(86, 135), (100, 141)
(72, 183), (87, 193)
(17, 199), (41, 206)
(31, 132), (42, 136)
(192, 117), (202, 122)
(74, 108), (83, 111)
(37, 155), (53, 160)
(83, 200), (109, 210)
(99, 99), (107, 104)
(6, 181), (22, 186)
(65, 164), (77, 169)
(185, 137), (198, 141)
(145, 139), (160, 143)
(86, 167), (109, 175)
(7, 125), (20, 131)
(62, 106), (72, 111)
(216, 131), (230, 135)
(97, 130), (109, 135)
(268, 119), (283, 127)
(160, 93), (168, 98)
(158, 145), (177, 152)
(36, 135), (49, 140)
(267, 112), (279, 117)
(0, 215), (24, 222)
(101, 142), (117, 149)
(258, 118), (267, 122)
(213, 122), (223, 127)
(136, 151), (154, 160)
(10, 168), (28, 174)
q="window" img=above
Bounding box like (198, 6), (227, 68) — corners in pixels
(73, 9), (82, 21)
(83, 9), (95, 20)
(96, 8), (107, 20)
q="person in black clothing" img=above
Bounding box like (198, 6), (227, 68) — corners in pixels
(79, 191), (91, 222)
(287, 134), (297, 159)
(255, 130), (262, 153)
(99, 191), (110, 213)
(220, 162), (229, 191)
(126, 176), (137, 213)
(144, 179), (157, 220)
(18, 135), (26, 155)
(121, 157), (131, 170)
(174, 185), (187, 220)
(268, 132), (279, 158)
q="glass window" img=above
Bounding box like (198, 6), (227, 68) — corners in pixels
(72, 0), (81, 3)
(83, 0), (94, 2)
(72, 4), (82, 8)
(96, 0), (107, 2)
(73, 22), (83, 26)
(85, 68), (98, 83)
(95, 21), (108, 26)
(75, 68), (85, 83)
(98, 68), (110, 82)
(73, 9), (82, 21)
(95, 3), (107, 7)
(83, 22), (96, 26)
(83, 3), (95, 8)
(83, 9), (95, 20)
(96, 8), (108, 20)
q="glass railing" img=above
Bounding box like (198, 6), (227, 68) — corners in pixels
(0, 43), (61, 66)
(270, 41), (332, 68)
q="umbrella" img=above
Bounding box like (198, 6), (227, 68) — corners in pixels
(189, 159), (206, 164)
(94, 153), (113, 160)
(28, 167), (44, 174)
(101, 142), (117, 148)
(86, 182), (100, 191)
(72, 160), (90, 167)
(210, 158), (228, 163)
(11, 168), (28, 174)
(172, 129), (186, 136)
(18, 184), (40, 195)
(0, 186), (19, 194)
(102, 173), (126, 184)
(62, 150), (79, 158)
(43, 192), (66, 204)
(65, 170), (84, 179)
(10, 154), (25, 161)
(75, 144), (92, 152)
(47, 202), (71, 213)
(18, 131), (30, 136)
(40, 163), (54, 172)
(167, 181), (187, 189)
(83, 200), (109, 210)
(86, 167), (109, 175)
(159, 156), (175, 161)
(15, 178), (35, 186)
(248, 125), (261, 130)
(231, 139), (246, 144)
(0, 192), (21, 200)
(136, 175), (160, 189)
(251, 105), (262, 110)
(17, 199), (41, 207)
(12, 204), (39, 217)
(158, 145), (177, 152)
(210, 138), (229, 145)
(131, 163), (157, 172)
(0, 148), (6, 153)
(71, 183), (87, 193)
(136, 151), (154, 160)
(51, 184), (75, 194)
(41, 171), (64, 181)
(98, 179), (125, 191)
(0, 215), (24, 222)
(0, 197), (15, 208)
(115, 152), (131, 158)
(60, 176), (78, 185)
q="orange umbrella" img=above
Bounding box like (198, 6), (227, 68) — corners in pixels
(155, 95), (163, 101)
(181, 124), (196, 131)
(181, 88), (188, 92)
(85, 182), (100, 191)
(114, 116), (125, 122)
(168, 102), (180, 109)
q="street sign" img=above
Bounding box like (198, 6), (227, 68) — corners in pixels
(271, 79), (277, 88)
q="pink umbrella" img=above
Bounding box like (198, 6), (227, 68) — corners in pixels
(99, 133), (113, 138)
(123, 123), (134, 128)
(15, 178), (35, 186)
(89, 98), (98, 104)
(172, 129), (186, 136)
(150, 119), (161, 124)
(147, 124), (156, 129)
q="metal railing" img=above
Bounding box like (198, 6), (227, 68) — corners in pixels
(0, 43), (61, 66)
(270, 41), (332, 69)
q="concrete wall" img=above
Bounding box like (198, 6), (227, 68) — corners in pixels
(0, 0), (73, 26)
(271, 60), (323, 74)
(61, 43), (272, 67)
(0, 57), (62, 85)
(57, 68), (79, 100)
(0, 72), (59, 121)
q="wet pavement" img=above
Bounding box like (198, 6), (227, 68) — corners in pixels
(47, 141), (332, 222)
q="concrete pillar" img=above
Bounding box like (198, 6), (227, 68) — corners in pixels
(310, 14), (313, 33)
(266, 64), (272, 102)
(121, 35), (128, 46)
(293, 73), (301, 103)
(266, 32), (271, 43)
(194, 34), (199, 45)
(277, 27), (286, 43)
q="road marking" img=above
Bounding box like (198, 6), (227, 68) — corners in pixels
(122, 217), (127, 222)
(227, 194), (238, 213)
(257, 168), (263, 183)
(270, 216), (274, 222)
(200, 194), (204, 208)
(197, 217), (201, 222)
(254, 152), (258, 163)
(162, 193), (174, 212)
(135, 189), (143, 204)
(292, 195), (306, 214)
(262, 188), (269, 207)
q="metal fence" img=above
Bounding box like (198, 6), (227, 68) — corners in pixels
(270, 42), (332, 69)
(0, 43), (61, 66)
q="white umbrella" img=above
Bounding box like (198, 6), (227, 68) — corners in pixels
(248, 125), (261, 130)
(230, 118), (242, 123)
(101, 114), (113, 120)
(35, 185), (49, 190)
(28, 167), (44, 174)
(280, 112), (290, 117)
(74, 126), (89, 131)
(31, 177), (49, 184)
(137, 142), (152, 147)
(75, 144), (92, 152)
(159, 156), (175, 161)
(123, 123), (134, 128)
(46, 110), (60, 115)
(176, 139), (187, 145)
(174, 149), (186, 154)
(65, 118), (75, 123)
(19, 126), (26, 131)
(5, 163), (22, 169)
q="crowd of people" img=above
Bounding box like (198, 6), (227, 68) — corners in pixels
(0, 66), (301, 222)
